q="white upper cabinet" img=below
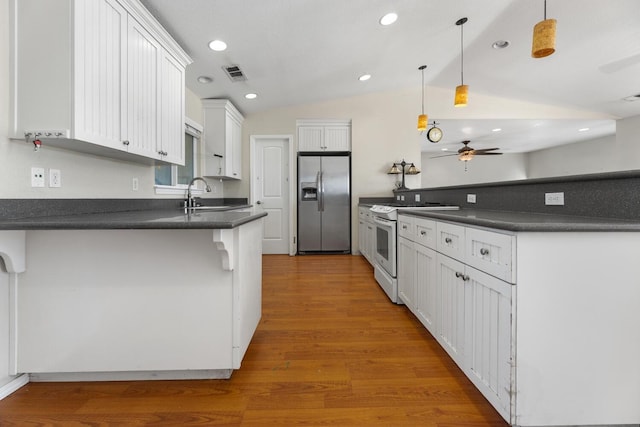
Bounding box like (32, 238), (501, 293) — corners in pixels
(10, 0), (191, 165)
(297, 120), (351, 152)
(202, 100), (244, 180)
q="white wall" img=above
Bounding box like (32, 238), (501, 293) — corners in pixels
(421, 153), (527, 187)
(527, 116), (640, 178)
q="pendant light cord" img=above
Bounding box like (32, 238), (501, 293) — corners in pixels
(460, 21), (464, 85)
(421, 68), (425, 115)
(544, 0), (547, 19)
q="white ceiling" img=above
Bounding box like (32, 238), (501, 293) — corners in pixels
(140, 0), (640, 152)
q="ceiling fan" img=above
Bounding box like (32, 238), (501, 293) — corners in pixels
(431, 140), (503, 162)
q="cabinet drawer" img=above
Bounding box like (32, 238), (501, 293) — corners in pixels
(397, 215), (415, 240)
(437, 222), (465, 261)
(414, 217), (437, 249)
(359, 207), (368, 219)
(465, 228), (515, 283)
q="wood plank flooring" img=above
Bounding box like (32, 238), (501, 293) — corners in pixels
(0, 255), (509, 426)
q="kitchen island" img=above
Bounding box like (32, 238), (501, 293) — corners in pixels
(396, 208), (640, 427)
(0, 207), (266, 387)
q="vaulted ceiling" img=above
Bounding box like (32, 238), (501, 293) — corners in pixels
(140, 0), (640, 152)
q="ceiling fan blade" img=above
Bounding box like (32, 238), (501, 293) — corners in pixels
(474, 147), (500, 153)
(429, 153), (458, 159)
(476, 152), (503, 155)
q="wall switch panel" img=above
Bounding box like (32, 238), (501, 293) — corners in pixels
(31, 167), (45, 187)
(545, 192), (565, 206)
(49, 169), (61, 187)
(132, 177), (139, 191)
(467, 194), (476, 203)
(415, 194), (421, 202)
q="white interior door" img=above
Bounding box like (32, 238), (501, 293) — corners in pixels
(252, 136), (292, 254)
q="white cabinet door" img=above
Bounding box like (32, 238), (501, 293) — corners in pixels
(203, 100), (244, 179)
(436, 253), (466, 369)
(464, 265), (513, 422)
(126, 17), (160, 160)
(158, 50), (185, 165)
(229, 114), (243, 179)
(298, 126), (324, 151)
(397, 237), (416, 310)
(415, 243), (437, 335)
(323, 126), (351, 151)
(359, 219), (366, 257)
(73, 0), (127, 150)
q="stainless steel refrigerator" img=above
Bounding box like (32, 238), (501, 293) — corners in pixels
(297, 153), (351, 253)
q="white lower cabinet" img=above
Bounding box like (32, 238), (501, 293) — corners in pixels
(358, 206), (375, 265)
(398, 214), (640, 426)
(398, 214), (514, 423)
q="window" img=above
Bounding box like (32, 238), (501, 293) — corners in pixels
(154, 119), (203, 194)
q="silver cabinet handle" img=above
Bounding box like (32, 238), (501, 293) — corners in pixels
(455, 272), (462, 278)
(420, 231), (426, 236)
(480, 248), (490, 256)
(402, 225), (408, 230)
(256, 200), (262, 204)
(445, 237), (452, 244)
(122, 140), (130, 146)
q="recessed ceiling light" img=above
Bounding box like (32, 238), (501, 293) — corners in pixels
(578, 127), (590, 132)
(492, 40), (510, 49)
(208, 39), (227, 51)
(441, 148), (449, 151)
(358, 74), (371, 81)
(492, 128), (502, 132)
(379, 12), (398, 26)
(245, 93), (257, 100)
(197, 76), (213, 84)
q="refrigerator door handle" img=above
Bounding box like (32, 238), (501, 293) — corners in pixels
(315, 171), (321, 211)
(319, 171), (325, 212)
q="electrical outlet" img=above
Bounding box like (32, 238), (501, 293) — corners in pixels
(545, 192), (565, 206)
(132, 177), (139, 191)
(415, 194), (421, 202)
(400, 195), (405, 201)
(467, 194), (476, 203)
(31, 167), (45, 187)
(49, 169), (61, 187)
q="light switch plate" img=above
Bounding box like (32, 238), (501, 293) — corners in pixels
(467, 194), (476, 203)
(31, 167), (45, 187)
(49, 169), (61, 187)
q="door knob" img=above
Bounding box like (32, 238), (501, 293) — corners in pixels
(256, 201), (262, 204)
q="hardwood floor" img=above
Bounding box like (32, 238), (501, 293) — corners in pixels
(0, 255), (508, 426)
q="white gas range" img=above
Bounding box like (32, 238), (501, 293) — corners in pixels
(369, 203), (459, 303)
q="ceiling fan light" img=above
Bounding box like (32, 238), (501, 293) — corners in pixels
(458, 151), (474, 162)
(454, 85), (469, 107)
(532, 18), (556, 58)
(417, 114), (428, 131)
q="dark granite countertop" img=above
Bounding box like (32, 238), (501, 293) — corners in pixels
(401, 208), (640, 232)
(0, 206), (266, 230)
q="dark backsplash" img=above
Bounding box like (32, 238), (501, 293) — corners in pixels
(0, 198), (248, 220)
(392, 170), (640, 220)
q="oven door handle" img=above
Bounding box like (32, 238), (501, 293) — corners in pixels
(373, 216), (395, 227)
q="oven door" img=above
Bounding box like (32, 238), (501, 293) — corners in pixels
(373, 216), (397, 277)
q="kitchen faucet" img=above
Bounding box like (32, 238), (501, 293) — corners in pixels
(185, 177), (212, 208)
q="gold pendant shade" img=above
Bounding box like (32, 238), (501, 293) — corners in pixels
(454, 85), (469, 108)
(532, 18), (556, 58)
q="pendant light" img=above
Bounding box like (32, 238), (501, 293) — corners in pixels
(531, 0), (556, 58)
(454, 17), (468, 107)
(417, 65), (428, 131)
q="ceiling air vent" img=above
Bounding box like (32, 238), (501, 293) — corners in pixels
(222, 65), (247, 82)
(622, 93), (640, 102)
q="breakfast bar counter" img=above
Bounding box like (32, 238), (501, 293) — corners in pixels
(0, 206), (266, 384)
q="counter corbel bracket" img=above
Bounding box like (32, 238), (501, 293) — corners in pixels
(0, 231), (26, 273)
(212, 229), (234, 271)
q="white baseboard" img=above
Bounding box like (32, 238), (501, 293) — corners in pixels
(29, 369), (233, 382)
(0, 374), (29, 400)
